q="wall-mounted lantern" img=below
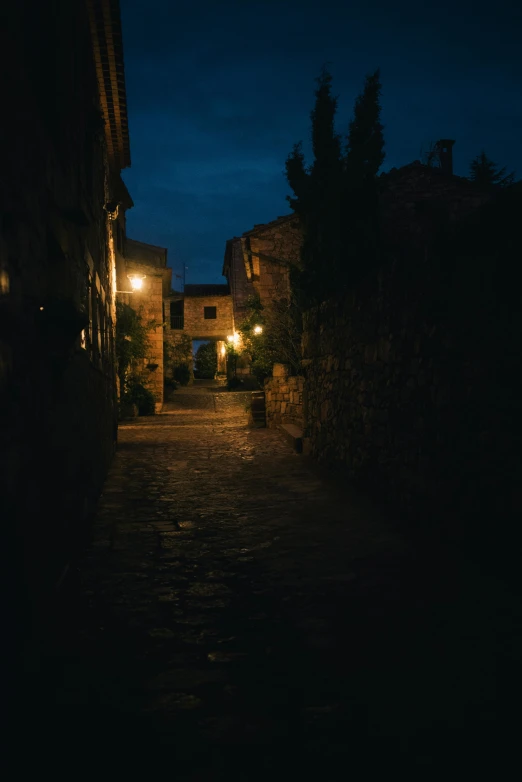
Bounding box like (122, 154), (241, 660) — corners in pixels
(127, 274), (146, 291)
(104, 200), (121, 221)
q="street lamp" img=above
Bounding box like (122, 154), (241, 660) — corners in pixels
(253, 325), (263, 335)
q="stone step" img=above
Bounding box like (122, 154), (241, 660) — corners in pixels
(279, 423), (303, 453)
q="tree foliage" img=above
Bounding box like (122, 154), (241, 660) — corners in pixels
(345, 68), (385, 181)
(115, 301), (151, 394)
(286, 67), (385, 303)
(469, 151), (516, 187)
(116, 301), (156, 416)
(164, 332), (192, 386)
(194, 342), (217, 378)
(237, 292), (302, 383)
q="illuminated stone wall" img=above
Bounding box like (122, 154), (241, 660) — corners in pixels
(225, 216), (303, 328)
(121, 252), (170, 411)
(182, 293), (234, 340)
(264, 364), (304, 429)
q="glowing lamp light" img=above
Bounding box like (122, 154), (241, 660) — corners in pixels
(128, 274), (146, 291)
(227, 334), (234, 342)
(253, 325), (263, 335)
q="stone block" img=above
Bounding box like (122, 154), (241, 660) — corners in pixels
(279, 423), (304, 453)
(273, 363), (289, 378)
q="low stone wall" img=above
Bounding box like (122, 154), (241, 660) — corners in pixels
(264, 364), (304, 429)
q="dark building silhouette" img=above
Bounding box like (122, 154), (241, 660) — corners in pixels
(0, 0), (131, 653)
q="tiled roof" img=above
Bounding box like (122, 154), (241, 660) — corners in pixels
(87, 0), (131, 169)
(184, 284), (230, 297)
(242, 213), (298, 236)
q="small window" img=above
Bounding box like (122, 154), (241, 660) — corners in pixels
(204, 306), (217, 319)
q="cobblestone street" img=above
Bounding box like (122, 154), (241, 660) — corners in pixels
(20, 383), (516, 776)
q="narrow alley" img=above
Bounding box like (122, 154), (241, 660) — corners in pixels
(21, 383), (512, 776)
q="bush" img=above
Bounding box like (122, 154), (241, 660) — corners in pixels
(173, 363), (191, 386)
(227, 376), (244, 391)
(116, 301), (153, 395)
(124, 382), (156, 416)
(164, 377), (178, 401)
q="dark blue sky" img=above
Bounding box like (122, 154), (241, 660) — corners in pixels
(120, 0), (522, 286)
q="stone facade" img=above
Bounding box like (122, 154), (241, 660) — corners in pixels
(301, 187), (522, 540)
(1, 0), (130, 631)
(264, 364), (304, 429)
(223, 215), (302, 327)
(120, 240), (171, 411)
(163, 285), (233, 381)
(182, 286), (233, 340)
(163, 330), (194, 384)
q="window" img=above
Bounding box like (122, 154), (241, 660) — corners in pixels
(204, 306), (217, 320)
(170, 300), (184, 329)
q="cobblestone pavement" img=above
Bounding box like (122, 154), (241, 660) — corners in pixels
(21, 383), (517, 776)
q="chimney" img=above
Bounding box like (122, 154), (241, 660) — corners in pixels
(436, 139), (455, 176)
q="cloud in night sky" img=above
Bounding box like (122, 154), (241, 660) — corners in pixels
(120, 0), (522, 284)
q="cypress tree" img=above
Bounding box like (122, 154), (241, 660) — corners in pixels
(285, 66), (343, 301)
(343, 69), (385, 280)
(469, 151), (515, 187)
(285, 67), (385, 301)
(345, 68), (385, 181)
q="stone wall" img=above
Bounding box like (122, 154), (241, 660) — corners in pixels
(118, 271), (165, 410)
(246, 215), (302, 307)
(125, 237), (168, 268)
(1, 0), (121, 635)
(264, 364), (304, 428)
(302, 189), (522, 543)
(183, 293), (233, 339)
(163, 329), (194, 384)
(224, 215), (303, 326)
(122, 254), (170, 411)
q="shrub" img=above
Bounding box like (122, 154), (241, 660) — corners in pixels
(227, 376), (244, 391)
(173, 363), (191, 386)
(124, 381), (156, 416)
(116, 301), (152, 395)
(164, 334), (192, 382)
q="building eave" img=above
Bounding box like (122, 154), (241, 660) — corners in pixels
(241, 213), (298, 237)
(87, 0), (131, 170)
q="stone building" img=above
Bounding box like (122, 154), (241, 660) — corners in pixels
(378, 146), (492, 254)
(222, 140), (490, 330)
(223, 214), (302, 326)
(1, 0), (132, 642)
(164, 284), (233, 377)
(118, 239), (171, 411)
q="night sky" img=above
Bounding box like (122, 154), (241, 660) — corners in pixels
(120, 0), (522, 286)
